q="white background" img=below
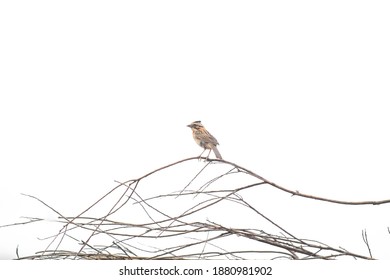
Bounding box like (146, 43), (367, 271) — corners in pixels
(1, 1), (390, 260)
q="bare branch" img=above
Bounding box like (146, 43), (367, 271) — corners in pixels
(362, 229), (373, 259)
(4, 157), (381, 260)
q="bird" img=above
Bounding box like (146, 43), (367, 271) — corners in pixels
(187, 121), (222, 160)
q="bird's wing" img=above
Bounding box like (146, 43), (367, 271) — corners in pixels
(204, 130), (219, 145)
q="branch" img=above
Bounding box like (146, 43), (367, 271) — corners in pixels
(8, 157), (379, 260)
(209, 158), (390, 206)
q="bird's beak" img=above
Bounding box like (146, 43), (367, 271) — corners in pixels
(187, 124), (192, 128)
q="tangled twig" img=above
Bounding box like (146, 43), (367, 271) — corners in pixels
(10, 157), (385, 260)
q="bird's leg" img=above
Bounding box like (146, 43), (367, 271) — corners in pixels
(198, 148), (206, 161)
(206, 149), (212, 161)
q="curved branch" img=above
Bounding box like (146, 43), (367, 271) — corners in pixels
(209, 158), (390, 206)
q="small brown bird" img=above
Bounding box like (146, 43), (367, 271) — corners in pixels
(187, 121), (222, 160)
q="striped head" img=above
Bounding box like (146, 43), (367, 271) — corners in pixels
(187, 120), (203, 130)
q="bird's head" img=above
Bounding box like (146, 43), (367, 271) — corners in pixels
(187, 121), (203, 129)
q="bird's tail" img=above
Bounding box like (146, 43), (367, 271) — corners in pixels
(212, 146), (222, 159)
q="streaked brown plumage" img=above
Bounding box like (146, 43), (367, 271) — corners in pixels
(187, 121), (222, 160)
